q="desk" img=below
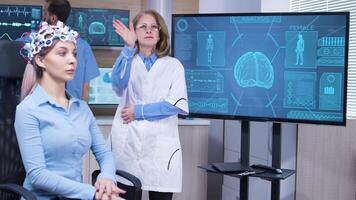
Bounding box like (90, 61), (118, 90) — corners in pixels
(82, 116), (210, 200)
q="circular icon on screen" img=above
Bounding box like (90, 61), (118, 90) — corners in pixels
(327, 74), (335, 83)
(177, 19), (188, 32)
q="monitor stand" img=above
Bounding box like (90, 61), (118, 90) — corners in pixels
(198, 120), (295, 200)
(271, 122), (282, 200)
(239, 121), (283, 200)
(240, 120), (250, 200)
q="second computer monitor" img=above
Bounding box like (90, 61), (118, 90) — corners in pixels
(67, 7), (129, 47)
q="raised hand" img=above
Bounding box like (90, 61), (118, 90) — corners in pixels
(112, 19), (137, 48)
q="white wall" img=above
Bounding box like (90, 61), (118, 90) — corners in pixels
(199, 0), (290, 13)
(297, 120), (356, 200)
(261, 0), (290, 12)
(146, 0), (172, 39)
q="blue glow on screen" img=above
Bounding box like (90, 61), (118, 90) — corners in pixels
(172, 13), (348, 124)
(67, 8), (129, 46)
(0, 4), (42, 40)
(89, 68), (120, 105)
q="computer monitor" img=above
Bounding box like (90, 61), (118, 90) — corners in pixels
(89, 67), (120, 107)
(0, 4), (42, 40)
(172, 12), (349, 125)
(66, 7), (129, 47)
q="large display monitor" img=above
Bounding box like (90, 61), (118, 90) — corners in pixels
(67, 8), (129, 47)
(0, 4), (42, 40)
(89, 67), (120, 107)
(172, 12), (349, 125)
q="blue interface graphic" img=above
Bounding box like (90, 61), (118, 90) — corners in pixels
(67, 8), (129, 46)
(0, 5), (42, 40)
(172, 13), (348, 124)
(89, 68), (120, 105)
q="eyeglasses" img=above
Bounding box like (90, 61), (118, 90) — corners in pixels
(136, 24), (161, 32)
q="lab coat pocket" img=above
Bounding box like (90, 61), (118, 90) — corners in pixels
(156, 137), (182, 175)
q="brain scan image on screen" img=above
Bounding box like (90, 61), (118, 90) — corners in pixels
(173, 13), (348, 124)
(234, 51), (274, 89)
(89, 21), (106, 34)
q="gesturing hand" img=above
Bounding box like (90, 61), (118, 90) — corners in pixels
(112, 19), (137, 49)
(94, 178), (126, 200)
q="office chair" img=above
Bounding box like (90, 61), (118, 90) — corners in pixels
(92, 170), (142, 200)
(0, 40), (36, 200)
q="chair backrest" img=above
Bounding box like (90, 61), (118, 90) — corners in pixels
(0, 40), (27, 199)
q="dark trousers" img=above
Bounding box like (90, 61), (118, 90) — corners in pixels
(116, 182), (173, 200)
(148, 191), (173, 200)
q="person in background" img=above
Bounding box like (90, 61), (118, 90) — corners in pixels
(18, 0), (100, 100)
(110, 10), (189, 200)
(44, 0), (100, 101)
(15, 21), (124, 200)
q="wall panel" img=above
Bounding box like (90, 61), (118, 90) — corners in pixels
(297, 120), (356, 200)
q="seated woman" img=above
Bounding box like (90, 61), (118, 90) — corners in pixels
(15, 21), (125, 200)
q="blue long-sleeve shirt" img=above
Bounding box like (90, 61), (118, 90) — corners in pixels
(14, 85), (116, 200)
(111, 46), (182, 120)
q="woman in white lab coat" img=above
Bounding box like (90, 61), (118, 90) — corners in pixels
(110, 10), (188, 200)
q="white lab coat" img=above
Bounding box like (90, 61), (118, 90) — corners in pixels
(110, 55), (188, 192)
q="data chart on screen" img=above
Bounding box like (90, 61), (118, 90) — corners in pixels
(0, 4), (42, 40)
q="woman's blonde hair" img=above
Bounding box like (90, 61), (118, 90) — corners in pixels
(132, 10), (170, 57)
(20, 41), (58, 100)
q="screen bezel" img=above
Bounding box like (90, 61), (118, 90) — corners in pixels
(68, 7), (130, 47)
(171, 12), (349, 126)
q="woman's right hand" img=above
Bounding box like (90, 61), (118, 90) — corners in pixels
(94, 178), (126, 200)
(113, 19), (137, 49)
